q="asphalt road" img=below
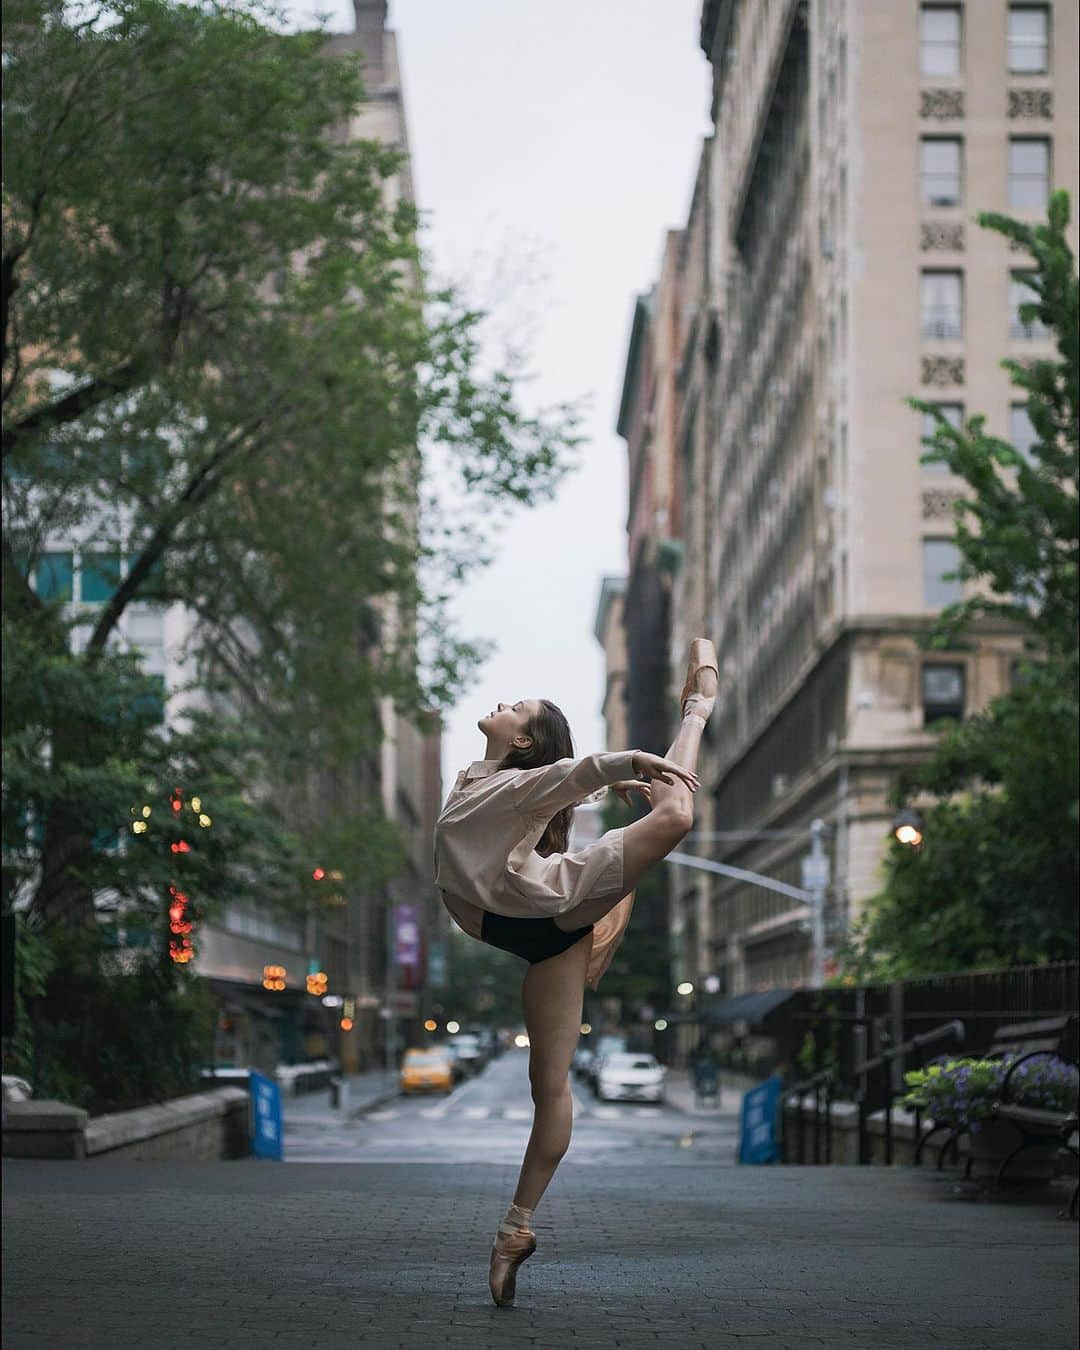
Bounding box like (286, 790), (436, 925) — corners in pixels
(283, 1045), (743, 1166)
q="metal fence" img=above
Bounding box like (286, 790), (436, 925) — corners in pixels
(769, 961), (1079, 1097)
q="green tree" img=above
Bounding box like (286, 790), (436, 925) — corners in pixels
(2, 0), (579, 935)
(837, 191), (1078, 981)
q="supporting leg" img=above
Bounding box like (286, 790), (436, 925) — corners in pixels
(511, 929), (593, 1210)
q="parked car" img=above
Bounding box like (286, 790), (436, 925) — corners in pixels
(588, 1033), (628, 1089)
(450, 1033), (485, 1076)
(400, 1046), (455, 1095)
(595, 1052), (667, 1104)
(572, 1047), (595, 1080)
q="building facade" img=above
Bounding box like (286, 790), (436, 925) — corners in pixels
(617, 0), (1078, 1004)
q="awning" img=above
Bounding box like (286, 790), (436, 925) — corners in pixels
(704, 987), (795, 1028)
(206, 978), (285, 1021)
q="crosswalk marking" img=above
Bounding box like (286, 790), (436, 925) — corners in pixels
(463, 1106), (489, 1119)
(504, 1107), (532, 1120)
(366, 1109), (399, 1121)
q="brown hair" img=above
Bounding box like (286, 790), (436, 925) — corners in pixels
(498, 698), (575, 856)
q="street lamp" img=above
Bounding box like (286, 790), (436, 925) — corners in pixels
(892, 808), (924, 848)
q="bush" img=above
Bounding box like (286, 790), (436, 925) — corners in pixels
(7, 917), (217, 1114)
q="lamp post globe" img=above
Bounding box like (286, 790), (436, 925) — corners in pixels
(892, 808), (924, 848)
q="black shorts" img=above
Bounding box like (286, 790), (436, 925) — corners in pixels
(481, 910), (594, 966)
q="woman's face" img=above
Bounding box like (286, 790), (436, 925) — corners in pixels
(477, 699), (541, 752)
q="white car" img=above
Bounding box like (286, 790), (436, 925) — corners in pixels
(450, 1033), (484, 1075)
(595, 1052), (667, 1103)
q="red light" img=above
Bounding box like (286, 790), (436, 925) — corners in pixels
(312, 867), (326, 881)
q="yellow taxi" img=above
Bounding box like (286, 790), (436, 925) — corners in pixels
(400, 1046), (455, 1095)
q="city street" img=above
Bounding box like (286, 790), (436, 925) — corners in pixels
(283, 1045), (743, 1165)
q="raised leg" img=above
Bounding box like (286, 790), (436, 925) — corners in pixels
(511, 929), (593, 1210)
(553, 708), (708, 933)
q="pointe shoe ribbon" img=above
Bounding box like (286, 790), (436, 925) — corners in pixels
(679, 638), (719, 718)
(489, 1226), (537, 1308)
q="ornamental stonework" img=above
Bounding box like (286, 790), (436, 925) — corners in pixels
(1008, 88), (1052, 119)
(920, 222), (965, 252)
(920, 88), (964, 120)
(922, 489), (957, 520)
(921, 355), (965, 387)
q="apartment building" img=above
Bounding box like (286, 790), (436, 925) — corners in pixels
(617, 0), (1077, 1004)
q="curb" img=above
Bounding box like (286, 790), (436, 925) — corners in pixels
(348, 1089), (401, 1120)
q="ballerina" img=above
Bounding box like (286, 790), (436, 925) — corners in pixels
(433, 638), (719, 1308)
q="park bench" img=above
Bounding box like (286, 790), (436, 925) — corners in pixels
(912, 1014), (1079, 1216)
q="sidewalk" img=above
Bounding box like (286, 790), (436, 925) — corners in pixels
(664, 1066), (756, 1116)
(4, 1157), (1076, 1348)
(282, 1068), (400, 1123)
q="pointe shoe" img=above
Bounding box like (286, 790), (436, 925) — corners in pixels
(679, 638), (719, 717)
(489, 1225), (537, 1308)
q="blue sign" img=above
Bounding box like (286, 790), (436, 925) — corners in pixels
(250, 1070), (282, 1160)
(738, 1074), (782, 1165)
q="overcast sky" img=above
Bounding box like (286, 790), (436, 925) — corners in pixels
(286, 0), (712, 787)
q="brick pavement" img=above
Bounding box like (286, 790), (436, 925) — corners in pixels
(3, 1158), (1076, 1350)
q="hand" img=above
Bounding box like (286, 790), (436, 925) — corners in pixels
(609, 779), (653, 808)
(631, 752), (700, 792)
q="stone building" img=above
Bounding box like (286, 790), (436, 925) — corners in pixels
(615, 0), (1078, 1003)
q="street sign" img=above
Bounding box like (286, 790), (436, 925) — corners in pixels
(801, 854), (830, 891)
(738, 1074), (782, 1165)
(249, 1070), (282, 1161)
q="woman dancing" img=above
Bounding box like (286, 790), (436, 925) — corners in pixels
(433, 638), (719, 1308)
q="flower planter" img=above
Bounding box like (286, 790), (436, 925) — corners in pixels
(968, 1117), (1057, 1185)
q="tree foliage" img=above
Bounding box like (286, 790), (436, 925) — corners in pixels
(2, 0), (580, 935)
(837, 192), (1079, 982)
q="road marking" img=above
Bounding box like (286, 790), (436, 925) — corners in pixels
(592, 1105), (620, 1118)
(463, 1107), (489, 1119)
(366, 1109), (398, 1121)
(419, 1104), (450, 1119)
(504, 1107), (532, 1120)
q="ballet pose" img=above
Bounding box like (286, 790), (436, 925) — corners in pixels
(433, 638), (719, 1308)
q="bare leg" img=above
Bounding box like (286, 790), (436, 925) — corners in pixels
(511, 929), (593, 1210)
(553, 710), (707, 933)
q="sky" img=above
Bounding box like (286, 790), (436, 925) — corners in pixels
(285, 0), (712, 787)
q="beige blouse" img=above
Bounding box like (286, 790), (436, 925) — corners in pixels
(434, 751), (640, 991)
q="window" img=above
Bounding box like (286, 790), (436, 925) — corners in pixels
(921, 271), (963, 339)
(923, 537), (963, 607)
(921, 5), (962, 75)
(35, 552), (74, 602)
(1008, 138), (1050, 210)
(1009, 404), (1038, 462)
(921, 138), (962, 206)
(80, 552), (123, 602)
(1010, 272), (1049, 339)
(922, 663), (965, 725)
(921, 404), (963, 473)
(1008, 5), (1050, 73)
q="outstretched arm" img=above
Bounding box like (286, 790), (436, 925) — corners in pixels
(509, 750), (698, 818)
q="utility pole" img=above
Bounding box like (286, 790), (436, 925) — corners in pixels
(384, 899), (396, 1084)
(801, 820), (830, 990)
(668, 816), (833, 990)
